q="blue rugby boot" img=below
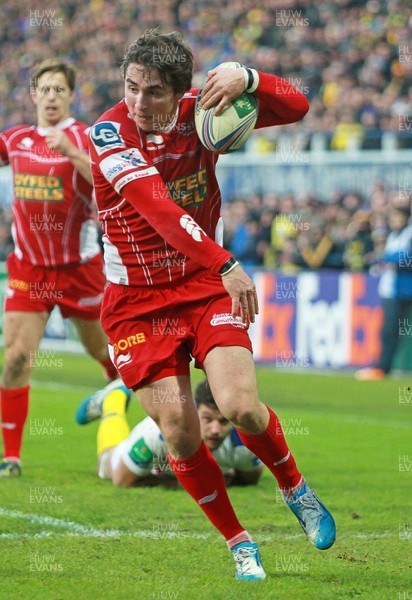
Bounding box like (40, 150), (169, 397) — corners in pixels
(283, 481), (336, 550)
(231, 542), (266, 580)
(76, 379), (130, 425)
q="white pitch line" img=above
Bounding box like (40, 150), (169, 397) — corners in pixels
(0, 532), (398, 541)
(0, 507), (121, 537)
(0, 509), (399, 541)
(0, 507), (208, 540)
(0, 532), (55, 540)
(0, 531), (210, 540)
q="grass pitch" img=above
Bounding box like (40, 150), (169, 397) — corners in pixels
(0, 351), (410, 600)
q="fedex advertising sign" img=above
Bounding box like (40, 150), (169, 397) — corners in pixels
(250, 271), (382, 368)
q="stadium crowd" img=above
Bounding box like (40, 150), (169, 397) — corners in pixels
(0, 0), (411, 266)
(0, 0), (411, 150)
(222, 180), (408, 270)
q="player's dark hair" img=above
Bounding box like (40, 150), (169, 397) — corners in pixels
(121, 29), (193, 95)
(194, 379), (217, 409)
(30, 59), (76, 92)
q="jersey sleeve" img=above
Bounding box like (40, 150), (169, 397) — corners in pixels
(123, 176), (232, 273)
(0, 132), (9, 166)
(253, 71), (310, 129)
(90, 121), (232, 273)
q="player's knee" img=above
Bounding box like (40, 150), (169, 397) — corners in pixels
(161, 422), (185, 446)
(3, 349), (30, 385)
(218, 390), (260, 429)
(227, 405), (258, 429)
(214, 381), (256, 419)
(161, 422), (199, 457)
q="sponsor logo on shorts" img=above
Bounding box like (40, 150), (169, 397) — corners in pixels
(77, 293), (104, 307)
(210, 313), (246, 328)
(113, 332), (146, 355)
(116, 353), (132, 369)
(9, 278), (30, 292)
(90, 121), (125, 155)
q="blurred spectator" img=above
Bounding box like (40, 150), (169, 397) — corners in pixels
(0, 0), (411, 150)
(293, 222), (339, 270)
(219, 181), (404, 272)
(0, 207), (13, 260)
(330, 110), (364, 150)
(355, 206), (412, 380)
(343, 211), (375, 270)
(229, 218), (263, 266)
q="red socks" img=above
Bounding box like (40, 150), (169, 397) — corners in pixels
(0, 386), (30, 462)
(237, 405), (302, 492)
(168, 441), (251, 548)
(167, 408), (301, 545)
(99, 357), (118, 381)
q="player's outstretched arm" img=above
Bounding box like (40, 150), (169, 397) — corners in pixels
(120, 176), (232, 274)
(46, 128), (93, 184)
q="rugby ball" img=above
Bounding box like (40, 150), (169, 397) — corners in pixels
(195, 62), (258, 154)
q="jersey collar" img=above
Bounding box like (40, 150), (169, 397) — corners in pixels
(37, 117), (75, 136)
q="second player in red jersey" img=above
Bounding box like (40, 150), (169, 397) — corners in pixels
(0, 118), (99, 266)
(0, 59), (118, 478)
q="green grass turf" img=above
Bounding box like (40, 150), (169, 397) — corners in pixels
(0, 351), (411, 600)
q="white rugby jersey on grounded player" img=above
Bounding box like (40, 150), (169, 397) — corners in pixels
(112, 416), (262, 478)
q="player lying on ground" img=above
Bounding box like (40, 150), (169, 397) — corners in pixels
(76, 378), (264, 488)
(88, 29), (336, 581)
(0, 59), (118, 478)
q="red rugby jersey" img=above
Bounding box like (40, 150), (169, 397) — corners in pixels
(90, 72), (309, 287)
(0, 118), (100, 266)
